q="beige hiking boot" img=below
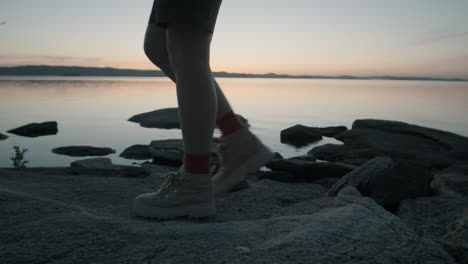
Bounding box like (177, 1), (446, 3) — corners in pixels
(212, 125), (274, 196)
(133, 165), (216, 219)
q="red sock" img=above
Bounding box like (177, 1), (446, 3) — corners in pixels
(216, 110), (244, 136)
(183, 153), (211, 174)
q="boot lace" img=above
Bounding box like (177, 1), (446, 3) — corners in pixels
(156, 171), (184, 197)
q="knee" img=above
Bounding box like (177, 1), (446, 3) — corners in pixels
(143, 39), (168, 69)
(166, 43), (211, 74)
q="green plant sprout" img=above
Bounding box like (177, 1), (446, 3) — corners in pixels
(10, 145), (29, 170)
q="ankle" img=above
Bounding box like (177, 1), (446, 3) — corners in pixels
(216, 110), (244, 136)
(183, 153), (211, 174)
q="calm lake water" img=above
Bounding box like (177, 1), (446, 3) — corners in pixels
(0, 76), (467, 168)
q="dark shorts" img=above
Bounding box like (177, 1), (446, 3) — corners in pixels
(148, 0), (222, 33)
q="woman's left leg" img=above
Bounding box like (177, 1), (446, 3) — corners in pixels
(166, 23), (217, 174)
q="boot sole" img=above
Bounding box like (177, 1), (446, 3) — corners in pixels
(133, 199), (216, 220)
(213, 144), (275, 196)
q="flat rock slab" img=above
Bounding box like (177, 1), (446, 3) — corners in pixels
(0, 132), (7, 140)
(52, 146), (116, 157)
(0, 169), (456, 263)
(129, 107), (249, 129)
(280, 124), (347, 147)
(7, 121), (58, 137)
(309, 119), (468, 169)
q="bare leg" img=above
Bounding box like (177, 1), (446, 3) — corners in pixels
(166, 23), (217, 160)
(144, 24), (233, 118)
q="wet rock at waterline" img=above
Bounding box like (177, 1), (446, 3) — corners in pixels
(280, 124), (347, 147)
(129, 107), (249, 129)
(7, 121), (58, 137)
(119, 144), (153, 160)
(309, 119), (468, 169)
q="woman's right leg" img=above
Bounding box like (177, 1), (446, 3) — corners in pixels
(143, 23), (238, 122)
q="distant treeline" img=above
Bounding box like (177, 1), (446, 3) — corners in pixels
(0, 65), (466, 82)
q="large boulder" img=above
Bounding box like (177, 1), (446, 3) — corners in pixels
(52, 146), (116, 157)
(0, 132), (7, 140)
(7, 121), (58, 137)
(280, 124), (347, 147)
(129, 107), (249, 129)
(266, 158), (356, 181)
(327, 156), (434, 211)
(309, 119), (468, 169)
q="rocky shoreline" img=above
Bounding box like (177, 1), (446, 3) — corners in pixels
(1, 115), (467, 263)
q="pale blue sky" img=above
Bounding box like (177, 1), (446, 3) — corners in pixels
(1, 0), (467, 77)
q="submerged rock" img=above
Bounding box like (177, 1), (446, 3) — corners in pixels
(52, 146), (116, 157)
(7, 121), (58, 137)
(327, 156), (434, 211)
(129, 107), (249, 129)
(0, 132), (7, 140)
(281, 124), (347, 147)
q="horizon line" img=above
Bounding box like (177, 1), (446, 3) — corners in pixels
(0, 65), (467, 82)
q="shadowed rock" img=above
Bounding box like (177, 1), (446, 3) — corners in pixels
(256, 171), (296, 182)
(129, 107), (249, 129)
(288, 154), (316, 161)
(7, 121), (58, 137)
(309, 119), (468, 170)
(431, 164), (468, 197)
(266, 158), (356, 181)
(52, 146), (116, 157)
(0, 132), (7, 140)
(327, 156), (434, 211)
(0, 169), (456, 263)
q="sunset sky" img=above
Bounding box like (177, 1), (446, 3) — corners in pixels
(1, 0), (467, 78)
